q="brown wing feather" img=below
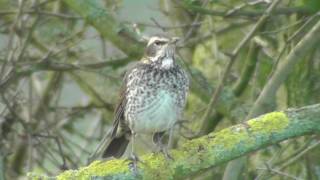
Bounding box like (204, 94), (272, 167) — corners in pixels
(102, 70), (129, 158)
(102, 63), (143, 158)
(110, 86), (127, 138)
(111, 62), (144, 137)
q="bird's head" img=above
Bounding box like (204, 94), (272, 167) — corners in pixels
(143, 35), (179, 69)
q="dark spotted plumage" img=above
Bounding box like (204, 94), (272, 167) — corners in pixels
(102, 35), (189, 159)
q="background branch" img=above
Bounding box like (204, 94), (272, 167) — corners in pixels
(223, 10), (320, 180)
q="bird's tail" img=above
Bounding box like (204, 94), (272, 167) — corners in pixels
(102, 134), (129, 158)
(87, 131), (129, 164)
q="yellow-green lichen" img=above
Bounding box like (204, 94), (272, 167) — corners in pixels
(247, 111), (289, 134)
(30, 112), (292, 180)
(180, 124), (252, 156)
(57, 159), (129, 180)
(181, 135), (210, 155)
(140, 153), (174, 179)
(211, 125), (249, 149)
(27, 172), (54, 180)
(56, 154), (177, 180)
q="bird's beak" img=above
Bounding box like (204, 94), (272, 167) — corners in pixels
(170, 37), (180, 44)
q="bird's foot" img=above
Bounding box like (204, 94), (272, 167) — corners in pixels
(153, 132), (174, 160)
(127, 153), (141, 176)
(160, 147), (174, 161)
(156, 142), (174, 160)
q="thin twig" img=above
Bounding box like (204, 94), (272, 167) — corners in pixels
(189, 6), (313, 18)
(32, 133), (68, 170)
(198, 0), (282, 136)
(268, 13), (320, 79)
(0, 10), (81, 19)
(257, 167), (304, 180)
(278, 140), (320, 170)
(131, 21), (205, 31)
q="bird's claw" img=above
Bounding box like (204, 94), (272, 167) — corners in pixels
(160, 148), (174, 160)
(127, 153), (141, 176)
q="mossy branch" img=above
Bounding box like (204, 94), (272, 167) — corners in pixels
(222, 13), (320, 180)
(29, 103), (320, 179)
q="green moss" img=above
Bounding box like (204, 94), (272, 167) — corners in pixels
(180, 123), (252, 157)
(178, 112), (289, 166)
(57, 160), (130, 179)
(140, 153), (174, 179)
(30, 111), (291, 180)
(178, 124), (251, 173)
(55, 154), (177, 180)
(248, 111), (289, 134)
(211, 125), (249, 149)
(27, 173), (54, 180)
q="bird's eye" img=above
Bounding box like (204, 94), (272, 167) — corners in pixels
(154, 41), (164, 46)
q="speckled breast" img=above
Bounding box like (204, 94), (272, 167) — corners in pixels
(124, 63), (189, 133)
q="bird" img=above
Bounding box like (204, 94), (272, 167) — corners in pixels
(101, 35), (189, 162)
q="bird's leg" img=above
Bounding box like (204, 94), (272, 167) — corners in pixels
(153, 132), (165, 151)
(164, 127), (174, 160)
(168, 126), (174, 149)
(128, 131), (140, 175)
(153, 131), (174, 160)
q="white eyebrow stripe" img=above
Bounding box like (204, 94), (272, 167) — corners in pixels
(147, 37), (169, 46)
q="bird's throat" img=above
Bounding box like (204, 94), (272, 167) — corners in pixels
(160, 57), (174, 69)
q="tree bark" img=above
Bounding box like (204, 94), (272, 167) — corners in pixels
(28, 103), (320, 180)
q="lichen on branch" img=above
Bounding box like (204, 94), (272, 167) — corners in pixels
(28, 103), (320, 180)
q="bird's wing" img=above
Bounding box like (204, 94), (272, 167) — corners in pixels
(110, 63), (143, 137)
(111, 96), (126, 137)
(110, 77), (128, 138)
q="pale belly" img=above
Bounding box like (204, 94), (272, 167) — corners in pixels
(129, 90), (179, 133)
